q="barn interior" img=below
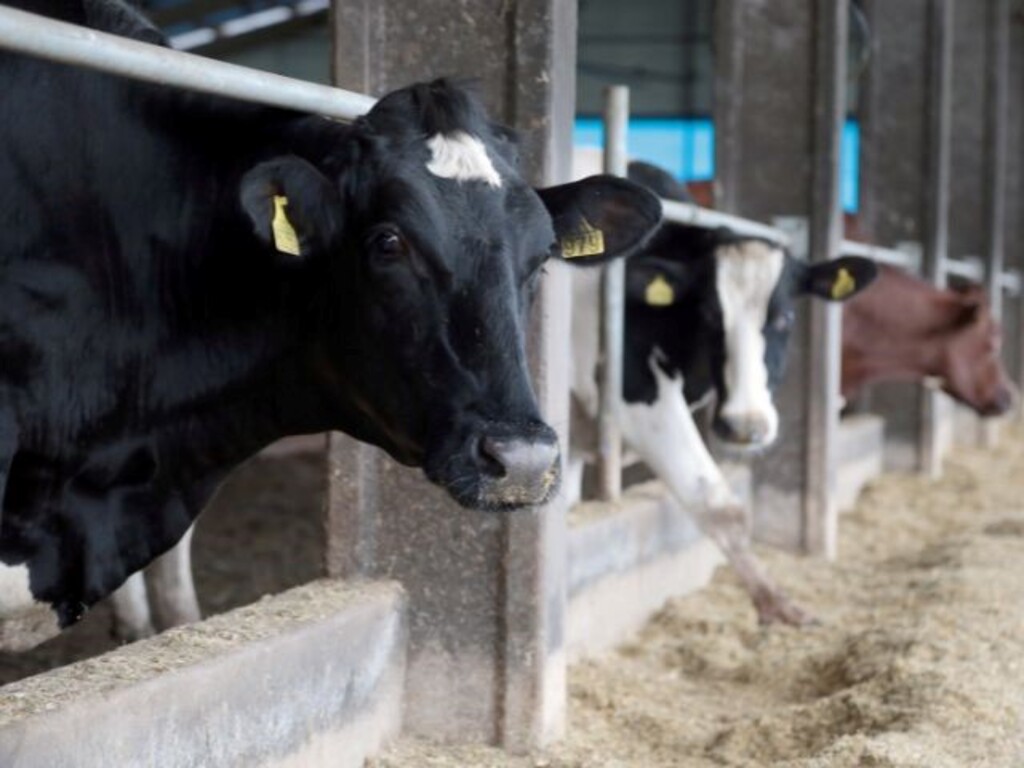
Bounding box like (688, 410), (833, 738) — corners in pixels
(0, 1), (1022, 766)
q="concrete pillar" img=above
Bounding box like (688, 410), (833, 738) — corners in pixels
(1010, 2), (1024, 393)
(325, 0), (575, 751)
(944, 0), (1009, 445)
(714, 0), (848, 557)
(855, 1), (942, 471)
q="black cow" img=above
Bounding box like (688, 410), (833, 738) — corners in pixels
(569, 157), (876, 624)
(0, 0), (661, 647)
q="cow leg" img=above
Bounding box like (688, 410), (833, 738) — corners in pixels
(145, 525), (201, 631)
(0, 408), (16, 518)
(108, 572), (156, 642)
(618, 362), (816, 626)
(565, 454), (586, 508)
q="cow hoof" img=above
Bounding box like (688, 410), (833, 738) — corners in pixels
(754, 592), (818, 627)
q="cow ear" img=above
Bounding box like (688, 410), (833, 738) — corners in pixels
(800, 256), (878, 301)
(625, 258), (690, 309)
(240, 155), (342, 261)
(537, 175), (662, 265)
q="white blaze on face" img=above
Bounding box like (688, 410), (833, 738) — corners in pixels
(714, 240), (785, 445)
(426, 131), (503, 188)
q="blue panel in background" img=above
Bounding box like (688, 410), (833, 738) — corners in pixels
(574, 117), (860, 212)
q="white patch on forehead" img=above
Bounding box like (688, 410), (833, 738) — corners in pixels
(714, 240), (786, 444)
(426, 131), (503, 188)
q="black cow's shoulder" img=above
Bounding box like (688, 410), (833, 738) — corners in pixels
(8, 0), (166, 44)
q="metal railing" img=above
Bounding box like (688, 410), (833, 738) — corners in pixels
(0, 5), (376, 120)
(840, 239), (921, 272)
(661, 200), (790, 244)
(840, 238), (1021, 299)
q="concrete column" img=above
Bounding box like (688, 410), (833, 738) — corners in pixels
(325, 0), (575, 751)
(944, 0), (1008, 445)
(1010, 3), (1024, 393)
(855, 1), (939, 471)
(714, 0), (848, 557)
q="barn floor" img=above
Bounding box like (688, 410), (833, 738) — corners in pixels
(377, 425), (1024, 767)
(0, 445), (325, 686)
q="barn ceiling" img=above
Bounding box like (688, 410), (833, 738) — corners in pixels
(138, 0), (327, 54)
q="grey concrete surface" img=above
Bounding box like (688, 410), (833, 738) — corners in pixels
(835, 414), (884, 511)
(714, 0), (849, 557)
(327, 0), (577, 750)
(0, 580), (406, 768)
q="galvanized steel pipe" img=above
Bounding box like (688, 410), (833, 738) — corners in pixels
(0, 5), (377, 120)
(596, 86), (629, 502)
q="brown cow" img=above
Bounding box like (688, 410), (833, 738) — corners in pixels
(841, 264), (1016, 415)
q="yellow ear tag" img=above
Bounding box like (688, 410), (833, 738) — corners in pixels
(645, 274), (675, 307)
(271, 195), (301, 257)
(560, 218), (606, 259)
(830, 267), (856, 300)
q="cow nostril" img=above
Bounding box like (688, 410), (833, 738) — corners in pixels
(477, 435), (559, 482)
(477, 436), (509, 478)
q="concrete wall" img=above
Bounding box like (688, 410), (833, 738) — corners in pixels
(0, 581), (406, 768)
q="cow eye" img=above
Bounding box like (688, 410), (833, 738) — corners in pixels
(368, 228), (407, 258)
(772, 310), (795, 332)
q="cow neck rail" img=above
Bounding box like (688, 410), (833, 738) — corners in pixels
(660, 199), (791, 246)
(0, 5), (376, 121)
(841, 239), (921, 272)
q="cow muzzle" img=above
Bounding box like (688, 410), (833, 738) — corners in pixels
(426, 423), (562, 511)
(474, 433), (561, 510)
(713, 408), (779, 450)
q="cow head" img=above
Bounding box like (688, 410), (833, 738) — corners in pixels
(627, 230), (877, 451)
(240, 80), (661, 510)
(941, 289), (1016, 416)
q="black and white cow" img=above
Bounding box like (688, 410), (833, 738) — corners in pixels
(0, 0), (661, 648)
(568, 156), (876, 625)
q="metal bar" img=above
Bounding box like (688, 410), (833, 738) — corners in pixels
(840, 239), (920, 271)
(984, 0), (1010, 321)
(596, 86), (629, 502)
(803, 0), (849, 559)
(660, 199), (791, 245)
(0, 5), (376, 120)
(1000, 270), (1022, 297)
(942, 255), (985, 282)
(919, 0), (955, 479)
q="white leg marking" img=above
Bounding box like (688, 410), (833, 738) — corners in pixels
(0, 560), (60, 650)
(618, 355), (736, 509)
(715, 241), (785, 443)
(618, 355), (815, 626)
(426, 131), (503, 188)
(145, 525), (201, 630)
(0, 561), (41, 616)
(109, 571), (155, 642)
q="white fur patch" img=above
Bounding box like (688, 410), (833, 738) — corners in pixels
(426, 131), (503, 188)
(0, 560), (60, 650)
(714, 241), (785, 444)
(617, 353), (736, 510)
(0, 561), (38, 616)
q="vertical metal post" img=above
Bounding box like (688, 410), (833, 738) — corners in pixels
(920, 0), (955, 477)
(597, 86), (628, 501)
(985, 0), (1010, 320)
(803, 0), (849, 560)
